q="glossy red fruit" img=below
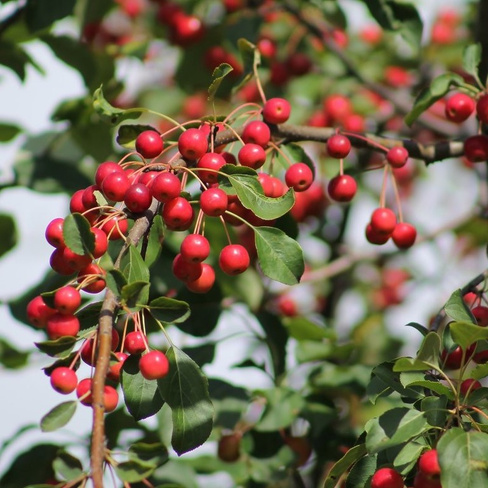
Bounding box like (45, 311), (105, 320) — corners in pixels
(124, 183), (152, 213)
(445, 93), (475, 122)
(370, 208), (397, 235)
(70, 189), (86, 214)
(50, 248), (76, 275)
(169, 14), (205, 47)
(366, 223), (391, 245)
(151, 172), (181, 203)
(46, 313), (80, 340)
(100, 215), (128, 240)
(50, 367), (78, 394)
(180, 234), (210, 263)
(217, 431), (242, 462)
(26, 295), (56, 328)
(197, 152), (226, 184)
(285, 162), (314, 191)
(242, 120), (271, 147)
(135, 130), (163, 159)
(460, 378), (482, 396)
(387, 146), (409, 168)
(238, 143), (267, 169)
(95, 161), (123, 188)
(327, 174), (357, 202)
(172, 253), (203, 282)
(76, 378), (93, 405)
(101, 171), (130, 202)
(262, 97), (291, 125)
(139, 350), (170, 380)
(61, 247), (92, 271)
(418, 449), (441, 477)
(136, 170), (158, 188)
(200, 187), (229, 216)
(107, 352), (128, 382)
(162, 197), (194, 231)
(124, 330), (148, 355)
(78, 263), (106, 294)
(219, 244), (250, 275)
(476, 94), (488, 124)
(54, 286), (81, 315)
(326, 134), (351, 158)
(392, 222), (417, 249)
(370, 467), (404, 488)
(91, 227), (108, 258)
(103, 385), (119, 412)
(45, 218), (65, 248)
(178, 128), (208, 160)
(82, 184), (100, 210)
(472, 305), (488, 326)
(186, 263), (216, 293)
(441, 344), (475, 369)
(464, 134), (488, 162)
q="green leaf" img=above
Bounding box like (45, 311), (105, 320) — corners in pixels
(0, 338), (29, 369)
(364, 0), (422, 52)
(254, 387), (305, 432)
(157, 346), (214, 455)
(399, 371), (453, 398)
(283, 316), (333, 341)
(0, 40), (43, 81)
(463, 44), (482, 81)
(52, 450), (83, 481)
(0, 123), (21, 142)
(417, 332), (441, 367)
(254, 226), (304, 285)
(35, 337), (78, 358)
(405, 322), (430, 337)
(142, 214), (164, 268)
(233, 38), (260, 94)
(40, 401), (77, 432)
(421, 396), (449, 427)
(220, 165), (295, 220)
(470, 362), (488, 381)
(322, 443), (367, 488)
(365, 408), (429, 454)
(117, 124), (156, 149)
(393, 357), (435, 373)
(148, 297), (190, 324)
(105, 269), (128, 296)
(114, 459), (157, 483)
(93, 86), (144, 125)
(62, 212), (95, 256)
(445, 289), (476, 324)
(450, 321), (488, 350)
(367, 361), (416, 403)
(405, 73), (464, 126)
(122, 244), (150, 285)
(393, 441), (426, 474)
(121, 354), (165, 421)
(121, 281), (150, 308)
(208, 63), (234, 102)
(25, 0), (76, 32)
(438, 428), (488, 488)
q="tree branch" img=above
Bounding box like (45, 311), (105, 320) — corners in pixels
(91, 199), (160, 488)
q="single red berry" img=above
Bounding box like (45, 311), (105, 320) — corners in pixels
(124, 183), (153, 213)
(262, 97), (291, 125)
(76, 378), (93, 405)
(46, 313), (80, 340)
(323, 94), (352, 123)
(464, 134), (488, 162)
(327, 174), (357, 202)
(285, 163), (314, 192)
(370, 208), (397, 235)
(139, 350), (170, 380)
(162, 196), (194, 231)
(257, 37), (277, 58)
(186, 263), (216, 293)
(178, 128), (208, 160)
(103, 385), (119, 412)
(476, 94), (488, 124)
(269, 60), (290, 86)
(151, 172), (181, 203)
(197, 152), (226, 184)
(238, 143), (267, 169)
(392, 222), (417, 249)
(441, 344), (475, 369)
(472, 306), (488, 327)
(327, 134), (351, 159)
(370, 467), (404, 488)
(242, 120), (271, 147)
(180, 234), (210, 263)
(135, 130), (164, 159)
(91, 227), (108, 258)
(61, 247), (92, 271)
(95, 161), (123, 188)
(286, 52), (312, 76)
(45, 218), (65, 248)
(54, 286), (81, 315)
(172, 253), (203, 282)
(445, 93), (475, 122)
(343, 113), (365, 132)
(80, 338), (96, 366)
(50, 367), (78, 394)
(387, 147), (409, 168)
(78, 263), (106, 294)
(365, 223), (391, 245)
(26, 295), (56, 328)
(101, 171), (131, 202)
(108, 352), (128, 382)
(82, 184), (100, 210)
(100, 215), (128, 240)
(169, 14), (205, 47)
(460, 378), (482, 396)
(70, 189), (86, 214)
(200, 187), (229, 216)
(124, 330), (148, 355)
(50, 248), (76, 275)
(219, 244), (250, 275)
(418, 449), (441, 477)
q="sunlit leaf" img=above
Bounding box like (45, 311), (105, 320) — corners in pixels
(40, 401), (77, 432)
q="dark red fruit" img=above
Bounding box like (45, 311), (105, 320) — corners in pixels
(151, 172), (181, 203)
(365, 223), (390, 245)
(200, 187), (229, 216)
(460, 378), (482, 396)
(285, 162), (314, 191)
(162, 197), (194, 231)
(472, 306), (488, 326)
(327, 174), (357, 202)
(91, 227), (108, 258)
(326, 134), (351, 159)
(464, 134), (488, 162)
(95, 161), (123, 188)
(27, 295), (56, 328)
(101, 171), (131, 202)
(386, 146), (409, 168)
(178, 128), (208, 160)
(392, 222), (417, 249)
(476, 93), (488, 124)
(197, 152), (226, 184)
(238, 143), (267, 169)
(124, 183), (152, 213)
(135, 130), (163, 159)
(172, 253), (203, 282)
(45, 218), (65, 248)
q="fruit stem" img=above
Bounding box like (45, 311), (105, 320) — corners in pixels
(389, 165), (403, 222)
(379, 164), (388, 208)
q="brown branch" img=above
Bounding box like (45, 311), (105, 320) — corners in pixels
(90, 199), (160, 488)
(214, 123), (465, 164)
